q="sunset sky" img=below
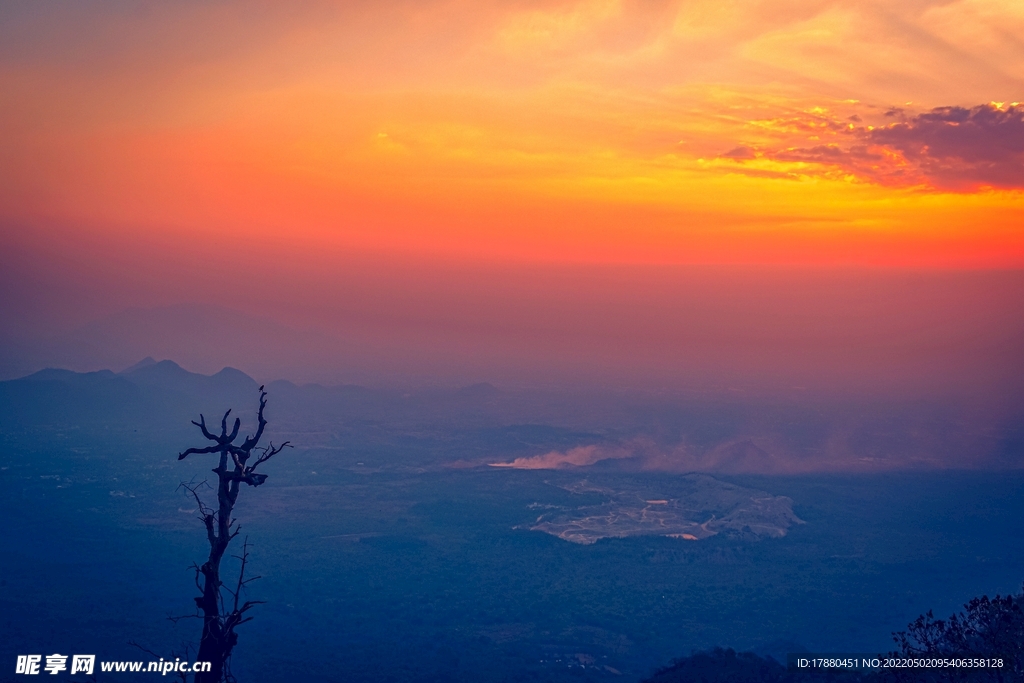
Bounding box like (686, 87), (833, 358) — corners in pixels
(2, 1), (1023, 393)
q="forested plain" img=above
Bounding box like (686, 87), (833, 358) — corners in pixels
(2, 363), (1022, 682)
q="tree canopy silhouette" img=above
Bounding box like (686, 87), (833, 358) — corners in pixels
(643, 586), (1024, 683)
(886, 587), (1024, 682)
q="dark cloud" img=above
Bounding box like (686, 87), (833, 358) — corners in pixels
(720, 103), (1024, 190)
(867, 103), (1024, 188)
(721, 145), (757, 160)
(772, 144), (879, 163)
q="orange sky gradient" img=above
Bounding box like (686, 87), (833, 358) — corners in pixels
(2, 1), (1024, 398)
(2, 0), (1023, 267)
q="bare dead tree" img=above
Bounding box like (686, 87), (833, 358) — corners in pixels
(177, 388), (291, 683)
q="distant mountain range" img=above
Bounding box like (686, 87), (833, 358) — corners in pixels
(0, 358), (260, 433)
(2, 360), (1021, 474)
(0, 303), (371, 385)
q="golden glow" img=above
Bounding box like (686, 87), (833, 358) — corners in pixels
(1, 0), (1022, 267)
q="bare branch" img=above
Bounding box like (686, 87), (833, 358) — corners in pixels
(167, 613), (202, 625)
(190, 563), (203, 593)
(247, 441), (292, 475)
(231, 538), (257, 614)
(179, 480), (216, 546)
(128, 641), (164, 660)
(232, 541), (247, 612)
(238, 389), (269, 453)
(191, 414), (218, 441)
(178, 444), (221, 461)
(133, 641), (196, 683)
(219, 410), (232, 439)
(239, 600), (265, 612)
(178, 480), (213, 514)
(227, 418), (240, 443)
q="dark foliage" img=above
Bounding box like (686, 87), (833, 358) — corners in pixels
(647, 588), (1024, 683)
(883, 587), (1024, 682)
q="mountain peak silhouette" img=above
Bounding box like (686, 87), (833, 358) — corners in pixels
(120, 356), (157, 374)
